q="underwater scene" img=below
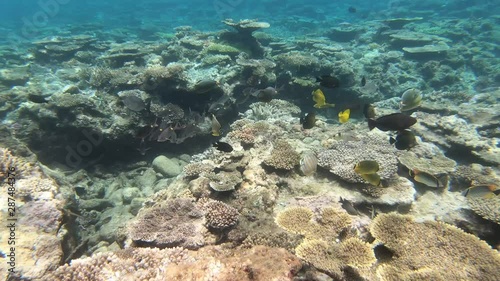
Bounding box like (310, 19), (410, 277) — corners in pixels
(0, 0), (499, 280)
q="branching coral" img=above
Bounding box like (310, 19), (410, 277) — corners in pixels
(370, 213), (500, 280)
(182, 161), (214, 178)
(263, 139), (300, 170)
(202, 200), (239, 230)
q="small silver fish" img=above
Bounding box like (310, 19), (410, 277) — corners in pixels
(299, 151), (318, 176)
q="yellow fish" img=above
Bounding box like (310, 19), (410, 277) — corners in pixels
(338, 109), (350, 123)
(360, 173), (384, 187)
(211, 114), (221, 136)
(312, 89), (335, 108)
(354, 160), (379, 174)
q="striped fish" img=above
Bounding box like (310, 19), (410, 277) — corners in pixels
(300, 151), (318, 176)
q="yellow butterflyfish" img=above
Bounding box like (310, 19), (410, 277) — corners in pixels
(338, 109), (350, 123)
(312, 89), (335, 108)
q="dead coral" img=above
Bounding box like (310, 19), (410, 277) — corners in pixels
(370, 213), (500, 280)
(263, 139), (300, 170)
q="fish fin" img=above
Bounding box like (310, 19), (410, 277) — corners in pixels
(461, 189), (469, 197)
(389, 137), (396, 145)
(437, 174), (449, 188)
(483, 192), (496, 199)
(313, 104), (321, 108)
(367, 119), (377, 130)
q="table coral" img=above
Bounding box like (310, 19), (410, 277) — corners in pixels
(370, 213), (500, 281)
(127, 198), (208, 249)
(317, 134), (398, 184)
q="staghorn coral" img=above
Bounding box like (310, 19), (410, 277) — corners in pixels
(202, 200), (239, 230)
(127, 198), (207, 249)
(317, 134), (398, 184)
(371, 213), (500, 281)
(466, 196), (500, 225)
(263, 139), (300, 171)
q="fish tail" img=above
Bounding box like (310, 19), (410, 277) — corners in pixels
(368, 119), (377, 130)
(212, 132), (220, 136)
(313, 104), (321, 108)
(389, 137), (396, 145)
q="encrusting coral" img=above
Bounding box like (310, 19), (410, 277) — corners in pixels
(370, 213), (500, 281)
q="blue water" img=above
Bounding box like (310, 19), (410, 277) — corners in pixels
(2, 0), (497, 44)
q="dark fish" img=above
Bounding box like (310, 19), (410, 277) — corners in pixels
(213, 141), (233, 152)
(361, 76), (366, 87)
(122, 96), (146, 111)
(368, 113), (416, 131)
(348, 6), (357, 13)
(255, 87), (277, 102)
(157, 127), (177, 143)
(339, 197), (359, 215)
(194, 80), (219, 93)
(136, 139), (151, 155)
(316, 75), (340, 88)
(389, 130), (417, 150)
(363, 104), (375, 119)
(28, 94), (48, 103)
(135, 124), (156, 139)
(300, 112), (316, 129)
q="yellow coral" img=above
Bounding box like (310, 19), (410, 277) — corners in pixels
(371, 213), (500, 281)
(295, 239), (342, 278)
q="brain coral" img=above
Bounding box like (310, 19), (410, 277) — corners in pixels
(370, 213), (500, 281)
(127, 198), (207, 249)
(317, 134), (398, 183)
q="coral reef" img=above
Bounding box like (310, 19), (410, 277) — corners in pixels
(371, 213), (500, 280)
(45, 245), (301, 281)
